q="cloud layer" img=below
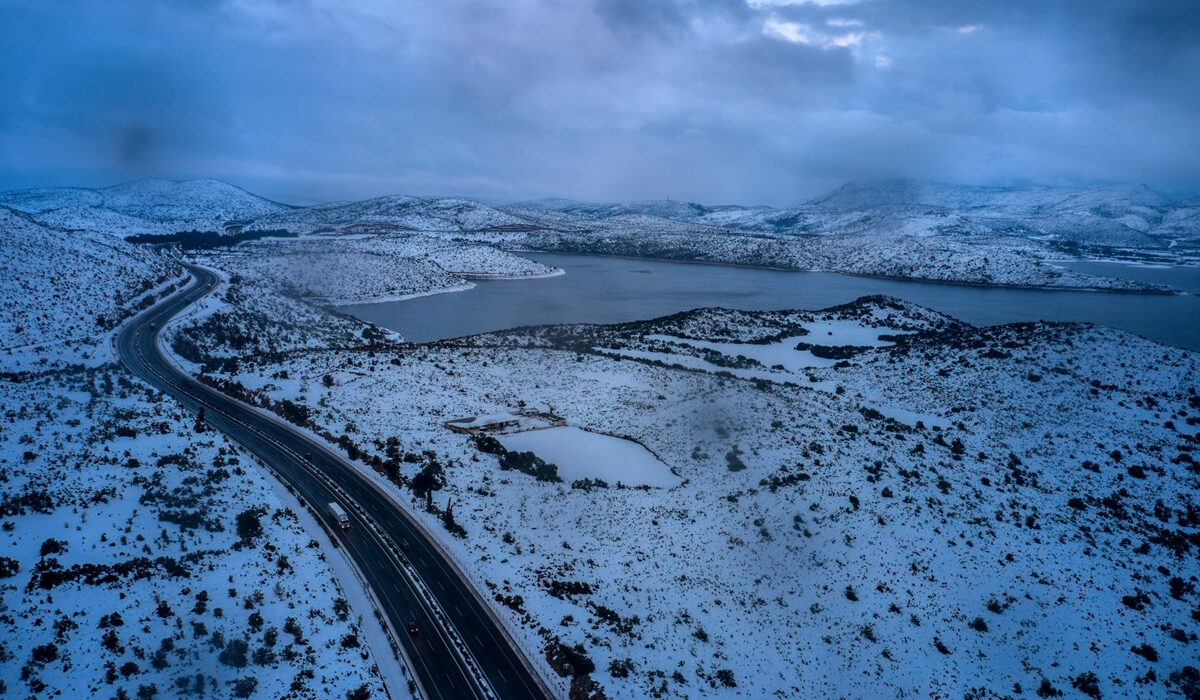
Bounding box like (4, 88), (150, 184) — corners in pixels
(1, 0), (1197, 204)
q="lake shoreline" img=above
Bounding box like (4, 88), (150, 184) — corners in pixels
(337, 252), (1200, 351)
(512, 248), (1179, 295)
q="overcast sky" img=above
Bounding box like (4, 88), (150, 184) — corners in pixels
(1, 0), (1198, 205)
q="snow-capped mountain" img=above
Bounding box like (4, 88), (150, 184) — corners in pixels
(0, 178), (292, 233)
(2, 177), (1195, 293)
(4, 177), (1195, 251)
(97, 178), (291, 222)
(508, 197), (766, 222)
(250, 194), (540, 234)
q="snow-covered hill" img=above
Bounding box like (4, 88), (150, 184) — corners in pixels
(190, 235), (561, 306)
(2, 177), (1195, 292)
(192, 293), (1200, 699)
(0, 178), (292, 234)
(0, 368), (392, 700)
(0, 212), (404, 700)
(98, 178), (291, 222)
(250, 194), (539, 235)
(0, 206), (178, 368)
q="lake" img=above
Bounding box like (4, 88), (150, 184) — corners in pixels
(337, 253), (1200, 351)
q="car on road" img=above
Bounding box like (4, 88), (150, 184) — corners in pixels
(399, 538), (411, 552)
(407, 621), (420, 635)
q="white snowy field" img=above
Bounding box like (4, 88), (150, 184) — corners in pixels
(184, 288), (1200, 699)
(4, 173), (1200, 699)
(640, 318), (913, 375)
(5, 176), (1193, 296)
(0, 369), (394, 700)
(0, 208), (178, 370)
(498, 426), (680, 488)
(191, 235), (562, 305)
(0, 209), (402, 699)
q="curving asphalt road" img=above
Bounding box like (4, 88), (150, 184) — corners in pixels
(116, 265), (554, 700)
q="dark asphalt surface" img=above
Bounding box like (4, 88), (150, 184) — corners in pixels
(116, 265), (553, 700)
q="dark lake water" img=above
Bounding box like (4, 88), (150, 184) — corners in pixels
(337, 253), (1200, 351)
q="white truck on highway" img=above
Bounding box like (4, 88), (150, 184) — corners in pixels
(328, 502), (350, 529)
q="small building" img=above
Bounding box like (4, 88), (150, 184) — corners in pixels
(444, 408), (564, 436)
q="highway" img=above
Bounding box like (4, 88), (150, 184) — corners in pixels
(115, 265), (554, 700)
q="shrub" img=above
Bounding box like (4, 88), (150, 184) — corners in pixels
(609, 658), (635, 678)
(725, 447), (747, 472)
(230, 677), (258, 698)
(235, 508), (264, 544)
(471, 435), (504, 455)
(498, 451), (560, 482)
(31, 643), (58, 664)
(715, 669), (736, 687)
(219, 639), (249, 668)
(1168, 666), (1199, 699)
(1071, 672), (1101, 699)
(252, 646), (276, 666)
(40, 539), (67, 557)
(1122, 590), (1151, 611)
(545, 642), (594, 678)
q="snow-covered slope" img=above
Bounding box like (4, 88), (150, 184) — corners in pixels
(509, 198), (765, 223)
(189, 235), (560, 305)
(98, 178), (291, 222)
(3, 177), (1194, 292)
(251, 194), (539, 234)
(0, 367), (392, 700)
(198, 295), (1200, 699)
(194, 239), (470, 305)
(0, 206), (178, 368)
(0, 178), (292, 234)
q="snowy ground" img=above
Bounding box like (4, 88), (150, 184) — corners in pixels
(498, 427), (680, 488)
(183, 288), (1200, 699)
(0, 210), (401, 699)
(0, 368), (395, 700)
(5, 176), (1200, 699)
(190, 235), (562, 305)
(0, 208), (178, 371)
(6, 176), (1193, 294)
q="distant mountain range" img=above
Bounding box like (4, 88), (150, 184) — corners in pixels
(2, 177), (1197, 293)
(2, 177), (1197, 252)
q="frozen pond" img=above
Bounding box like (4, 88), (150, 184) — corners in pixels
(338, 253), (1200, 351)
(497, 426), (680, 488)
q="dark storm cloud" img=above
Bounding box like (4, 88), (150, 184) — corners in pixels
(0, 0), (1197, 205)
(593, 0), (689, 38)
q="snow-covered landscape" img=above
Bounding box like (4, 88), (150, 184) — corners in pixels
(2, 173), (1199, 699)
(0, 211), (409, 699)
(168, 272), (1200, 698)
(6, 1), (1200, 697)
(3, 177), (1197, 296)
